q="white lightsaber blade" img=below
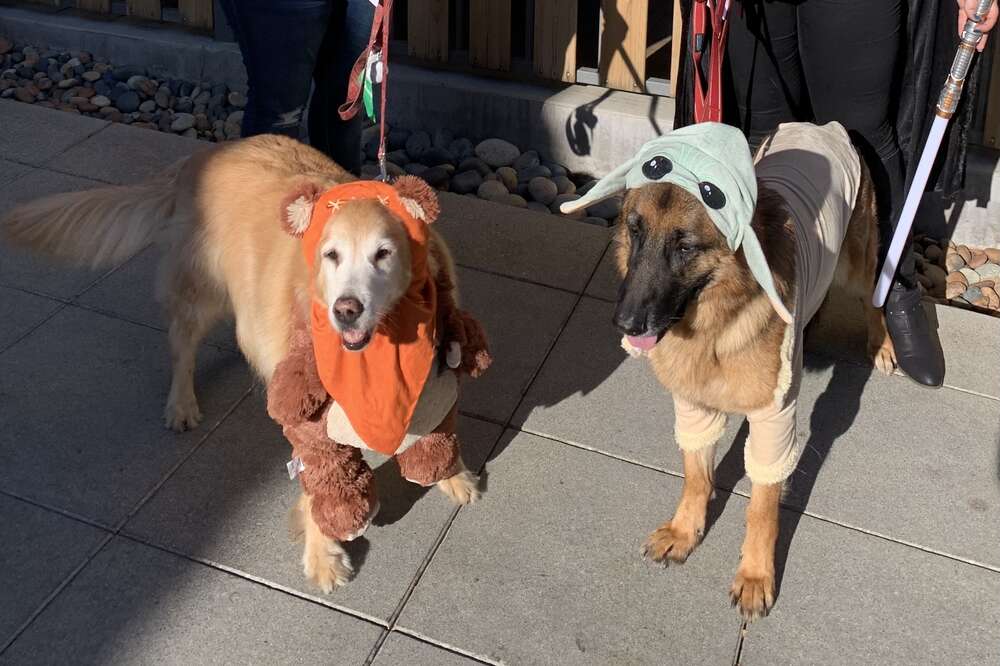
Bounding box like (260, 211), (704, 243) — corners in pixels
(873, 0), (995, 307)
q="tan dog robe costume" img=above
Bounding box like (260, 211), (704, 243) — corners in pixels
(675, 122), (860, 484)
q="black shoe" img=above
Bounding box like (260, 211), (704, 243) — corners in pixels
(884, 281), (945, 387)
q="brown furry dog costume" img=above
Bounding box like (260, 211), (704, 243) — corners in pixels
(266, 178), (491, 541)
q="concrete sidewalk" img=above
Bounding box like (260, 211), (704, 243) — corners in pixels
(1, 99), (998, 665)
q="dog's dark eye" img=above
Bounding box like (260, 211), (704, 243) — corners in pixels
(325, 249), (339, 263)
(375, 247), (392, 261)
(698, 181), (726, 209)
(642, 155), (673, 180)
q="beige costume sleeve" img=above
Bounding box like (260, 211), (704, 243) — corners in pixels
(673, 394), (727, 452)
(672, 334), (803, 487)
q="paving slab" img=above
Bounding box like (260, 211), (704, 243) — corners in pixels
(514, 296), (739, 473)
(372, 633), (481, 665)
(0, 169), (119, 299)
(77, 245), (238, 349)
(933, 304), (1000, 399)
(398, 430), (746, 665)
(455, 266), (579, 423)
(0, 99), (108, 167)
(0, 495), (108, 645)
(0, 159), (32, 188)
(125, 392), (502, 622)
(740, 510), (1000, 665)
(0, 536), (383, 665)
(517, 296), (1000, 568)
(0, 305), (251, 526)
(584, 239), (621, 302)
(437, 193), (610, 293)
(0, 286), (62, 352)
(46, 121), (208, 186)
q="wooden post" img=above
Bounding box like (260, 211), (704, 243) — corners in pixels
(76, 0), (111, 13)
(408, 0), (449, 62)
(179, 0), (213, 30)
(127, 0), (161, 21)
(670, 0), (682, 96)
(469, 0), (512, 71)
(599, 0), (649, 93)
(533, 0), (577, 82)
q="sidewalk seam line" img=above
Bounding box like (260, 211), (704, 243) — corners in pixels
(516, 426), (1000, 575)
(116, 532), (390, 628)
(367, 240), (614, 664)
(0, 533), (115, 655)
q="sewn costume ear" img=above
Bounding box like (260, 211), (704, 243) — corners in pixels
(280, 182), (323, 237)
(392, 175), (441, 224)
(559, 157), (637, 217)
(563, 123), (793, 325)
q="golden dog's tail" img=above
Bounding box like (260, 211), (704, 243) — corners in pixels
(1, 161), (184, 269)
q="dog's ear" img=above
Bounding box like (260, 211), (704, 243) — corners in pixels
(393, 175), (440, 224)
(280, 182), (323, 237)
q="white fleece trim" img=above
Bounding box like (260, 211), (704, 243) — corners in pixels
(286, 196), (315, 235)
(773, 315), (795, 407)
(744, 438), (802, 485)
(675, 415), (727, 452)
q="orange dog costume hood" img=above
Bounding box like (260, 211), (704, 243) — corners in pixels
(286, 177), (441, 456)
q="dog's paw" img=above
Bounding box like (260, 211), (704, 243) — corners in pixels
(437, 470), (481, 506)
(729, 565), (775, 621)
(869, 339), (897, 376)
(302, 538), (353, 594)
(163, 395), (202, 432)
(640, 522), (701, 565)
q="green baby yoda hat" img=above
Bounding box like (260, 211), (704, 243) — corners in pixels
(561, 122), (793, 324)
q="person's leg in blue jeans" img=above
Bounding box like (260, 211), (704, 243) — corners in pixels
(217, 0), (362, 173)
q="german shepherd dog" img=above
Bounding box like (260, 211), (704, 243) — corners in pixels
(612, 136), (897, 619)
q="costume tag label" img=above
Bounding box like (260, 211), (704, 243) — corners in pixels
(286, 457), (306, 480)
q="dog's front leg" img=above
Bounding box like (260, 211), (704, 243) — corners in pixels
(730, 481), (780, 620)
(292, 494), (353, 593)
(734, 397), (800, 619)
(642, 396), (725, 564)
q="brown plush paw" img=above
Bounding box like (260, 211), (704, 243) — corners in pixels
(267, 356), (328, 425)
(447, 309), (492, 377)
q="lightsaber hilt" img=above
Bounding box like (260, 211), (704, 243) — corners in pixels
(937, 0), (994, 118)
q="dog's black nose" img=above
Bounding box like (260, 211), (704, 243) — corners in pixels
(612, 310), (646, 336)
(333, 297), (364, 324)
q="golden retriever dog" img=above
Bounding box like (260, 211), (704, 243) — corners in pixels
(1, 134), (479, 591)
(603, 125), (897, 619)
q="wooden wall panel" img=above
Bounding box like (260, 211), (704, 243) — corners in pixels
(408, 0), (450, 62)
(533, 0), (577, 82)
(469, 0), (511, 71)
(599, 0), (648, 93)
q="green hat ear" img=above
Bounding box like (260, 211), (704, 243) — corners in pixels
(559, 157), (638, 215)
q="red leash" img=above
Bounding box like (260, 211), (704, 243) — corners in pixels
(339, 0), (394, 180)
(691, 0), (729, 123)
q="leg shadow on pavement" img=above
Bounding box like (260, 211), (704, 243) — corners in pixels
(772, 357), (872, 599)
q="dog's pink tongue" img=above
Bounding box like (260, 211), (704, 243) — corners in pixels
(626, 334), (658, 351)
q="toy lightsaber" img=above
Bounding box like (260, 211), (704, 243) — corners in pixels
(873, 0), (995, 307)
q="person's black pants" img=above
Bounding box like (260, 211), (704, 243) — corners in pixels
(726, 0), (916, 285)
(217, 0), (363, 173)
